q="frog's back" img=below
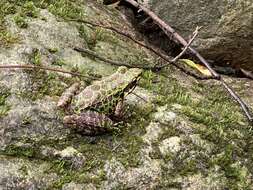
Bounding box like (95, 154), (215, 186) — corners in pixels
(73, 67), (138, 111)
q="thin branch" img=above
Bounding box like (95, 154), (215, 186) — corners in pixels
(157, 26), (200, 68)
(0, 64), (96, 79)
(67, 18), (164, 58)
(221, 79), (253, 121)
(131, 92), (148, 103)
(74, 47), (152, 69)
(124, 0), (219, 78)
(68, 18), (212, 79)
(124, 0), (253, 123)
(240, 69), (253, 80)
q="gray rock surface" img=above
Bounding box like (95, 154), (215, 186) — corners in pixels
(0, 0), (252, 189)
(141, 0), (253, 71)
(159, 136), (181, 155)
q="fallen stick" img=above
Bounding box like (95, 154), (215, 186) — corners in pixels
(74, 46), (214, 80)
(74, 47), (149, 69)
(124, 0), (253, 123)
(68, 18), (212, 79)
(0, 64), (95, 79)
(157, 26), (200, 68)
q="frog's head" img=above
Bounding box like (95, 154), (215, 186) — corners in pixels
(116, 66), (142, 92)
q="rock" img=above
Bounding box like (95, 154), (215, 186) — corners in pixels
(0, 155), (58, 189)
(41, 146), (86, 170)
(189, 134), (214, 154)
(176, 172), (227, 190)
(140, 0), (253, 71)
(159, 136), (181, 155)
(103, 157), (161, 189)
(0, 1), (252, 189)
(7, 9), (85, 50)
(125, 86), (156, 110)
(62, 182), (95, 190)
(142, 122), (163, 144)
(172, 104), (183, 110)
(152, 105), (177, 125)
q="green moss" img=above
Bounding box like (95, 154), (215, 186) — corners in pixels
(79, 25), (98, 50)
(0, 1), (19, 47)
(210, 144), (251, 189)
(0, 87), (11, 117)
(22, 1), (39, 18)
(19, 165), (29, 175)
(1, 144), (37, 158)
(4, 1), (39, 29)
(141, 71), (192, 106)
(19, 71), (60, 100)
(140, 70), (157, 90)
(0, 1), (251, 189)
(47, 0), (84, 19)
(50, 174), (73, 189)
(180, 84), (247, 150)
(45, 154), (106, 189)
(48, 47), (59, 53)
(14, 14), (28, 28)
(29, 49), (42, 65)
(138, 69), (252, 188)
(21, 116), (32, 126)
(52, 59), (66, 66)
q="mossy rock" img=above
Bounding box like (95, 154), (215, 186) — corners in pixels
(0, 0), (252, 189)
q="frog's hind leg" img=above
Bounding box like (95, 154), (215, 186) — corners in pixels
(57, 82), (80, 108)
(63, 111), (114, 135)
(114, 99), (124, 119)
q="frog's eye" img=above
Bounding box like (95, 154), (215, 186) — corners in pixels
(118, 66), (127, 74)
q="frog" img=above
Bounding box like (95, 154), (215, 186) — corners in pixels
(58, 66), (142, 135)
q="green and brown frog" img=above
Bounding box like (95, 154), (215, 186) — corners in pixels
(58, 66), (142, 135)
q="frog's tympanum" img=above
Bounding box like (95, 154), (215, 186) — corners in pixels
(58, 66), (142, 135)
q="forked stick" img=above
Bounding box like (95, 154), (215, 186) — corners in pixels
(68, 18), (212, 79)
(124, 0), (253, 123)
(157, 26), (200, 68)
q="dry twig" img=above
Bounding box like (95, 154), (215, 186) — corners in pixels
(74, 47), (150, 69)
(68, 18), (212, 79)
(0, 64), (96, 79)
(157, 26), (200, 68)
(124, 0), (253, 123)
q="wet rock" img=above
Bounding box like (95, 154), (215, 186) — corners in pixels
(141, 0), (253, 71)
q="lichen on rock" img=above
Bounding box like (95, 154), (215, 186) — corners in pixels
(0, 0), (252, 189)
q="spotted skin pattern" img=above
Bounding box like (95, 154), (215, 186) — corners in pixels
(61, 66), (142, 135)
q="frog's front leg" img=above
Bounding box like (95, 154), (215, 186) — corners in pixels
(63, 111), (114, 135)
(57, 82), (80, 108)
(114, 98), (124, 119)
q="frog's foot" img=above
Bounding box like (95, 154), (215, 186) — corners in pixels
(114, 99), (125, 120)
(57, 82), (80, 108)
(63, 111), (115, 135)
